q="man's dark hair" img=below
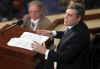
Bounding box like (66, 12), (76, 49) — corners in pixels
(67, 3), (85, 18)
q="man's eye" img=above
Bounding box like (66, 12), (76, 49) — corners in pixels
(68, 14), (73, 16)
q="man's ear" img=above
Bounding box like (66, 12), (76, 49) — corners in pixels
(77, 16), (81, 22)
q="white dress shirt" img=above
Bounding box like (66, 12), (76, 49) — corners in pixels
(30, 18), (40, 31)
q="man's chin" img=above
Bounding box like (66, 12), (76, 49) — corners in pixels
(64, 23), (70, 26)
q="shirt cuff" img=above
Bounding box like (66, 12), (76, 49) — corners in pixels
(52, 31), (57, 36)
(45, 49), (50, 59)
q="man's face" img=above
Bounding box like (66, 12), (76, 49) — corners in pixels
(28, 4), (43, 20)
(64, 8), (81, 26)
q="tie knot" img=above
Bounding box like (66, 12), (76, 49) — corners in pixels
(67, 28), (70, 30)
(66, 28), (70, 32)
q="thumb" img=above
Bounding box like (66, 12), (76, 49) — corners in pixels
(42, 42), (46, 48)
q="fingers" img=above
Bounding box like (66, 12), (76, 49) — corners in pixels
(31, 41), (47, 55)
(32, 41), (40, 48)
(34, 41), (40, 45)
(36, 30), (45, 33)
(34, 30), (52, 37)
(42, 42), (46, 48)
(31, 42), (42, 54)
(32, 43), (38, 49)
(35, 30), (49, 34)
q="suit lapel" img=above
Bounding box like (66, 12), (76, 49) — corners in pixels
(57, 23), (82, 49)
(57, 23), (81, 50)
(37, 20), (41, 30)
(61, 29), (72, 44)
(57, 29), (73, 50)
(37, 16), (43, 30)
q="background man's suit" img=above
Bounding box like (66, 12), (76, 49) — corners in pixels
(47, 21), (90, 69)
(21, 15), (51, 30)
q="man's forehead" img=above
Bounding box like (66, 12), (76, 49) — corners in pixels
(66, 8), (77, 14)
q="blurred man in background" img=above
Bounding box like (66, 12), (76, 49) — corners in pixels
(21, 1), (51, 31)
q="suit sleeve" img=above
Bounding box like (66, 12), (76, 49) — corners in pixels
(54, 31), (64, 38)
(47, 31), (89, 63)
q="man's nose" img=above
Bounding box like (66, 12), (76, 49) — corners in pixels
(64, 14), (68, 19)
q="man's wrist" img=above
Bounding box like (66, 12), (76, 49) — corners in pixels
(51, 31), (57, 36)
(48, 31), (52, 34)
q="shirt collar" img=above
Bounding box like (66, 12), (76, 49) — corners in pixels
(67, 26), (73, 29)
(67, 23), (78, 29)
(31, 18), (40, 24)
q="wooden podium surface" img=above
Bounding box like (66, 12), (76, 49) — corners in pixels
(0, 25), (38, 69)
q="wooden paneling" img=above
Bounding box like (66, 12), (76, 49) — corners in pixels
(0, 25), (38, 69)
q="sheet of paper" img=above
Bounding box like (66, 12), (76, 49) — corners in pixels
(7, 32), (49, 50)
(20, 32), (49, 44)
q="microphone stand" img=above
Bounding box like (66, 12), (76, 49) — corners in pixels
(3, 23), (17, 32)
(0, 20), (23, 35)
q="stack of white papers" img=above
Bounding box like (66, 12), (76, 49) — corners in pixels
(7, 32), (49, 50)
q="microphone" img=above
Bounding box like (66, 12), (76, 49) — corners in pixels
(4, 20), (23, 32)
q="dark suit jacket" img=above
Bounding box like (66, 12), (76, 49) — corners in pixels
(47, 21), (90, 69)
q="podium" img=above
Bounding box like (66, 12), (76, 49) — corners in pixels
(0, 25), (41, 69)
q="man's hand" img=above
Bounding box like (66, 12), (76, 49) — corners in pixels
(34, 30), (52, 37)
(32, 41), (47, 55)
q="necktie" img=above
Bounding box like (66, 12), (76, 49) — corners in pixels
(30, 22), (35, 30)
(31, 22), (35, 27)
(31, 22), (37, 31)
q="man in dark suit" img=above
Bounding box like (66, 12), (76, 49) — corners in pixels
(32, 3), (90, 69)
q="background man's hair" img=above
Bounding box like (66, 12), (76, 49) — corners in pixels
(28, 0), (44, 9)
(27, 0), (49, 15)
